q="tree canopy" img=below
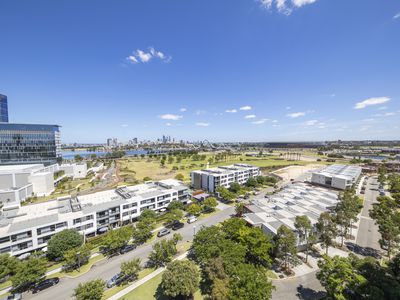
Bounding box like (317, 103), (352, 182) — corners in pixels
(74, 279), (105, 300)
(47, 229), (83, 260)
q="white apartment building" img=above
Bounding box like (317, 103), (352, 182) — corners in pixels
(311, 164), (362, 190)
(191, 164), (260, 193)
(59, 163), (88, 179)
(0, 179), (189, 257)
(0, 164), (59, 205)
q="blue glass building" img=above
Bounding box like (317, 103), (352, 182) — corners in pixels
(0, 94), (8, 123)
(0, 123), (61, 165)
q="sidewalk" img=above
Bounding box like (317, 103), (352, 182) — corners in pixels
(107, 251), (188, 300)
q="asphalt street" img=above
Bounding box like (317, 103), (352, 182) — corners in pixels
(24, 206), (235, 300)
(355, 176), (381, 251)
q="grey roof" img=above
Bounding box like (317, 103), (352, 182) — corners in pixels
(9, 214), (59, 232)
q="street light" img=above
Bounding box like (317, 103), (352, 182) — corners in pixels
(193, 225), (196, 237)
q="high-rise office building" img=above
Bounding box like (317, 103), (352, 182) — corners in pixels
(0, 94), (9, 123)
(0, 123), (61, 165)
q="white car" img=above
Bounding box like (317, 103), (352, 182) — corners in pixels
(187, 216), (198, 224)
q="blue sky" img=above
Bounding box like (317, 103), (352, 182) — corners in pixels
(0, 0), (399, 143)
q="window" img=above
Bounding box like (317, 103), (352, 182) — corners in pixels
(0, 236), (10, 244)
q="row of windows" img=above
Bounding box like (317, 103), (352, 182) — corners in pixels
(73, 215), (94, 225)
(37, 222), (67, 235)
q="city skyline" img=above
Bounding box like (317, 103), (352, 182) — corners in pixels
(1, 0), (399, 143)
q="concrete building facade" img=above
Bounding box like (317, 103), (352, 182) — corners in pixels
(190, 164), (260, 193)
(0, 179), (189, 257)
(311, 165), (362, 190)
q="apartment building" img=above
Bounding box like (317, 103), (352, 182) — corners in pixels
(311, 164), (362, 190)
(191, 164), (260, 193)
(0, 164), (59, 205)
(0, 179), (189, 257)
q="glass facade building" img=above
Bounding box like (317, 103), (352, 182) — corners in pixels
(0, 123), (61, 165)
(0, 94), (8, 123)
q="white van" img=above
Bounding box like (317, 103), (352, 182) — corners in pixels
(187, 216), (198, 224)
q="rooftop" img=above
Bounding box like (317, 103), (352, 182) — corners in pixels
(313, 164), (361, 180)
(243, 182), (338, 235)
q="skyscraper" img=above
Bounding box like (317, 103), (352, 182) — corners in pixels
(0, 94), (9, 123)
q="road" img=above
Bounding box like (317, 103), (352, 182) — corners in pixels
(272, 271), (325, 300)
(355, 176), (381, 251)
(25, 206), (235, 300)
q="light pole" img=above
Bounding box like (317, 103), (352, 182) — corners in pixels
(193, 225), (196, 237)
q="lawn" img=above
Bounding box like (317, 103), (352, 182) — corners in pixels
(120, 270), (204, 300)
(117, 153), (326, 184)
(47, 254), (105, 279)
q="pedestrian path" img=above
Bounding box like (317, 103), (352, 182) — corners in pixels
(107, 251), (188, 300)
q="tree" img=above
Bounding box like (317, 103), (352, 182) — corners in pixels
(148, 238), (179, 267)
(139, 209), (157, 223)
(47, 229), (83, 260)
(174, 173), (184, 181)
(74, 154), (83, 162)
(186, 203), (202, 216)
(74, 279), (105, 300)
(167, 201), (184, 211)
(102, 226), (133, 254)
(238, 226), (273, 266)
(203, 197), (218, 210)
(161, 260), (200, 299)
(316, 212), (337, 255)
(168, 156), (174, 164)
(120, 258), (141, 281)
(216, 186), (236, 202)
(132, 221), (153, 244)
(63, 244), (91, 271)
(294, 215), (313, 262)
(275, 225), (297, 271)
(229, 182), (242, 193)
(235, 202), (245, 217)
(0, 254), (19, 280)
(143, 176), (152, 181)
(164, 209), (184, 225)
(11, 256), (47, 290)
(370, 196), (400, 259)
(245, 177), (258, 188)
(317, 255), (366, 300)
(228, 263), (274, 300)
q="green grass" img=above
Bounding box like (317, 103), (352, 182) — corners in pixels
(119, 270), (204, 300)
(117, 153), (327, 184)
(102, 267), (156, 299)
(0, 280), (11, 291)
(47, 254), (105, 279)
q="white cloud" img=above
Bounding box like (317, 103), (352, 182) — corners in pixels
(354, 97), (390, 109)
(126, 47), (171, 65)
(159, 114), (183, 121)
(239, 106), (252, 111)
(377, 106), (388, 110)
(304, 119), (318, 126)
(166, 123), (172, 127)
(245, 114), (256, 119)
(394, 12), (400, 19)
(196, 122), (210, 127)
(384, 112), (396, 116)
(272, 120), (278, 123)
(225, 109), (237, 113)
(136, 50), (152, 63)
(179, 108), (187, 112)
(287, 112), (305, 118)
(121, 124), (128, 127)
(258, 0), (318, 14)
(252, 118), (268, 124)
(126, 55), (138, 64)
(195, 110), (206, 115)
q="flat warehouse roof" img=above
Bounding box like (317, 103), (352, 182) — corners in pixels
(243, 182), (338, 234)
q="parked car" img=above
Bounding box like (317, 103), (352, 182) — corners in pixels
(0, 294), (22, 300)
(120, 244), (136, 254)
(106, 273), (126, 288)
(172, 221), (184, 230)
(187, 216), (197, 224)
(32, 278), (60, 293)
(157, 228), (171, 237)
